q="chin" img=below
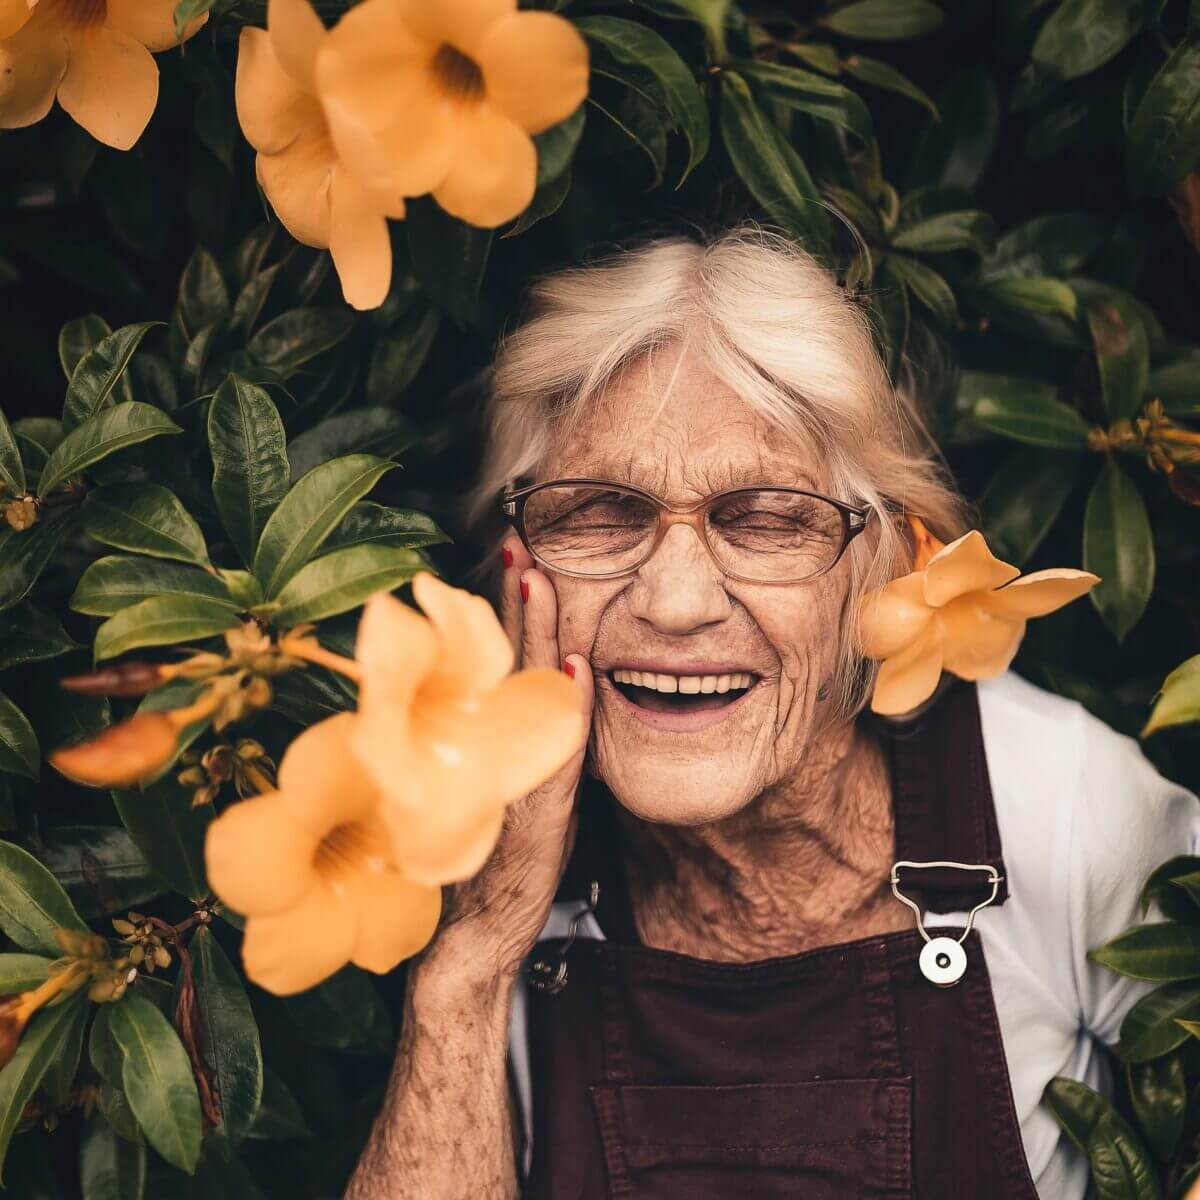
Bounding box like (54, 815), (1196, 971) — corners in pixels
(593, 756), (762, 826)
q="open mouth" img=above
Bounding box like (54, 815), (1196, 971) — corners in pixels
(608, 668), (758, 714)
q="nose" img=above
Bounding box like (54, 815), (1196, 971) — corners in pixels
(626, 524), (732, 635)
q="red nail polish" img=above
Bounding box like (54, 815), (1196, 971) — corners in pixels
(520, 579), (530, 603)
(563, 659), (576, 679)
(502, 544), (514, 569)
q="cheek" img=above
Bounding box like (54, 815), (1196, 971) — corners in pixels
(749, 579), (848, 692)
(550, 577), (615, 657)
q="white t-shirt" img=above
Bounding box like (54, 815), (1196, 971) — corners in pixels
(506, 670), (1200, 1197)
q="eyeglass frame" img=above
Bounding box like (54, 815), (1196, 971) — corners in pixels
(499, 478), (875, 585)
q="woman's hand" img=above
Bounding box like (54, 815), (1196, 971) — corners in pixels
(433, 537), (594, 984)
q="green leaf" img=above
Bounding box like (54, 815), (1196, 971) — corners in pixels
(37, 402), (181, 499)
(589, 90), (669, 186)
(187, 928), (262, 1144)
(533, 106), (586, 186)
(1148, 360), (1200, 415)
(0, 509), (80, 613)
(174, 0), (215, 37)
(1033, 0), (1145, 81)
(738, 60), (872, 143)
(892, 210), (995, 257)
(81, 1112), (146, 1200)
(980, 213), (1107, 281)
(719, 72), (831, 256)
(253, 454), (398, 598)
(0, 997), (88, 1183)
(907, 68), (998, 192)
(287, 409), (415, 482)
(271, 667), (354, 724)
(1144, 656), (1200, 737)
(216, 569), (262, 610)
(43, 995), (86, 1106)
(406, 198), (493, 327)
(1091, 923), (1200, 982)
(246, 1069), (309, 1140)
(0, 840), (88, 952)
(282, 965), (392, 1054)
(841, 54), (938, 117)
(665, 0), (730, 57)
(96, 1084), (141, 1144)
(104, 992), (202, 1173)
(0, 954), (51, 995)
(62, 323), (160, 434)
(84, 484), (211, 568)
(94, 595), (240, 661)
(0, 692), (38, 780)
(1142, 857), (1200, 922)
(323, 503), (449, 554)
(247, 308), (355, 373)
(884, 255), (957, 326)
(113, 776), (210, 901)
(12, 417), (63, 466)
(1129, 1054), (1187, 1162)
(273, 546), (425, 626)
(70, 556), (238, 617)
(972, 388), (1090, 449)
(577, 18), (709, 183)
(208, 375), (289, 566)
(819, 0), (943, 39)
(506, 166), (574, 238)
(1127, 39), (1200, 194)
(58, 314), (113, 381)
(35, 825), (163, 921)
(1089, 302), (1149, 422)
(970, 276), (1078, 321)
(365, 307), (441, 404)
(0, 410), (25, 497)
(1084, 459), (1154, 643)
(89, 1011), (124, 1091)
(0, 603), (78, 669)
(170, 248), (229, 365)
(978, 449), (1080, 565)
(1121, 983), (1200, 1062)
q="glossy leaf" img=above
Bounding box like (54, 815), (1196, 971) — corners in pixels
(104, 992), (202, 1173)
(0, 691), (38, 780)
(283, 965), (392, 1054)
(1121, 983), (1200, 1062)
(841, 55), (938, 117)
(43, 995), (86, 1105)
(323, 503), (449, 554)
(70, 556), (238, 617)
(37, 402), (180, 499)
(247, 308), (354, 373)
(980, 448), (1080, 565)
(0, 508), (80, 613)
(1033, 0), (1144, 81)
(1126, 39), (1200, 195)
(980, 213), (1107, 281)
(885, 255), (957, 326)
(207, 375), (289, 565)
(113, 775), (211, 901)
(667, 0), (729, 56)
(907, 68), (998, 191)
(83, 484), (211, 568)
(972, 387), (1090, 449)
(1142, 857), (1200, 922)
(1144, 656), (1200, 737)
(94, 595), (240, 661)
(739, 60), (872, 143)
(81, 1113), (146, 1200)
(96, 1084), (141, 1144)
(892, 210), (996, 256)
(253, 454), (398, 598)
(970, 276), (1078, 321)
(406, 197), (493, 327)
(1091, 922), (1200, 982)
(35, 825), (163, 920)
(0, 954), (51, 995)
(170, 248), (229, 364)
(287, 409), (416, 483)
(365, 308), (441, 404)
(818, 0), (943, 39)
(1089, 302), (1149, 422)
(58, 314), (112, 381)
(0, 603), (78, 669)
(62, 323), (160, 433)
(272, 545), (425, 626)
(246, 1069), (309, 1140)
(1148, 360), (1200, 415)
(1129, 1055), (1187, 1161)
(0, 410), (24, 497)
(0, 840), (88, 952)
(1084, 459), (1154, 643)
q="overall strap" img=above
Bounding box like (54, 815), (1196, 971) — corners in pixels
(878, 679), (1009, 914)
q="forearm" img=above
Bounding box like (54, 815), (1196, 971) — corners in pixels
(345, 937), (520, 1200)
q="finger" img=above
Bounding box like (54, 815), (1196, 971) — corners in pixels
(516, 654), (594, 817)
(519, 567), (559, 670)
(499, 536), (534, 656)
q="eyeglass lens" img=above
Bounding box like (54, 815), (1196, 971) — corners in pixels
(521, 485), (846, 582)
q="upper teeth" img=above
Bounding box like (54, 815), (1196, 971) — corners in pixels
(611, 670), (755, 694)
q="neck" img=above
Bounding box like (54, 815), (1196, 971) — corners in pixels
(618, 718), (906, 961)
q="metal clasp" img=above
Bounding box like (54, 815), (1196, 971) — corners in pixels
(527, 881), (599, 995)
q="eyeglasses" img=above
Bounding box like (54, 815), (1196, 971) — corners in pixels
(500, 479), (873, 585)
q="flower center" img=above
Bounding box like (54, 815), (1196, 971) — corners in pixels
(315, 820), (382, 878)
(430, 43), (485, 103)
(44, 0), (107, 29)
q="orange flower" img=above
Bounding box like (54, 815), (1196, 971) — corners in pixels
(235, 0), (406, 309)
(352, 572), (585, 885)
(0, 0), (206, 149)
(859, 526), (1099, 716)
(315, 0), (588, 227)
(205, 713), (441, 996)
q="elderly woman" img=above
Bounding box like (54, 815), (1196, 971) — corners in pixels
(346, 229), (1199, 1199)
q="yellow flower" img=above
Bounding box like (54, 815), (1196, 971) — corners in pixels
(315, 0), (589, 227)
(51, 711), (181, 787)
(0, 955), (90, 1070)
(858, 526), (1099, 716)
(0, 0), (206, 149)
(352, 572), (585, 885)
(235, 0), (406, 310)
(205, 713), (442, 995)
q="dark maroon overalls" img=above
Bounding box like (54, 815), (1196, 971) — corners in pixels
(522, 680), (1042, 1199)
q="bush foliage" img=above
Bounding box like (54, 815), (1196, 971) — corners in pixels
(0, 0), (1199, 1196)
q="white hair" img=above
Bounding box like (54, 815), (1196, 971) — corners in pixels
(467, 225), (971, 720)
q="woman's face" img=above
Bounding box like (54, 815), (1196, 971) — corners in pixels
(539, 342), (856, 825)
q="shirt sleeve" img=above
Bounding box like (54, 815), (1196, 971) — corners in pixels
(1070, 706), (1200, 1046)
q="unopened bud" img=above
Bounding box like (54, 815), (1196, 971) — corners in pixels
(4, 498), (38, 532)
(60, 662), (165, 697)
(51, 713), (179, 788)
(0, 995), (31, 1069)
(243, 677), (272, 709)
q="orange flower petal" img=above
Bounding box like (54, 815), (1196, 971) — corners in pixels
(982, 569), (1100, 619)
(204, 792), (319, 917)
(256, 125), (335, 247)
(277, 712), (378, 839)
(477, 12), (588, 134)
(344, 866), (442, 972)
(241, 874), (355, 995)
(267, 0), (324, 93)
(412, 571), (513, 699)
(432, 103), (536, 227)
(394, 0), (515, 56)
(57, 25), (158, 150)
(936, 596), (1024, 681)
(236, 26), (319, 154)
(922, 530), (1019, 608)
(329, 165), (394, 311)
(870, 622), (943, 716)
(356, 590), (440, 711)
(0, 0), (35, 42)
(0, 7), (67, 131)
(105, 0), (205, 51)
(50, 713), (177, 788)
(383, 796), (506, 886)
(857, 572), (933, 659)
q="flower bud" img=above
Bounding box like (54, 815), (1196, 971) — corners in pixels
(51, 713), (179, 788)
(4, 498), (38, 532)
(60, 662), (165, 697)
(0, 994), (32, 1069)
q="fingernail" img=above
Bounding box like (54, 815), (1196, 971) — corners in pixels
(502, 543), (514, 569)
(563, 658), (576, 679)
(520, 578), (530, 604)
